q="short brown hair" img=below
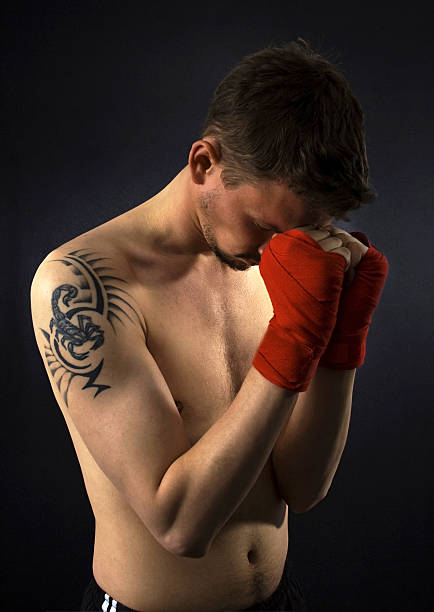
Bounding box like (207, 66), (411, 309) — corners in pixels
(199, 38), (377, 222)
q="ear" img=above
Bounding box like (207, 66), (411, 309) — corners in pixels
(188, 139), (221, 184)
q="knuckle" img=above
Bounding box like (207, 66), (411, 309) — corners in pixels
(333, 246), (350, 259)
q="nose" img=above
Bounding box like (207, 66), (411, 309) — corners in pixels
(258, 233), (278, 256)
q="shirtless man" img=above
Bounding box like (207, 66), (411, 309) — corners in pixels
(30, 41), (388, 611)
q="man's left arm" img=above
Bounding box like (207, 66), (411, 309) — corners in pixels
(271, 365), (356, 514)
(270, 225), (389, 514)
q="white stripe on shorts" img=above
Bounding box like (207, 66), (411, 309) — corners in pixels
(102, 591), (118, 612)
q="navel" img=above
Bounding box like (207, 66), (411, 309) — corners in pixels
(247, 548), (258, 564)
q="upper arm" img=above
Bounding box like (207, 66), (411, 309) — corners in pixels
(30, 249), (192, 549)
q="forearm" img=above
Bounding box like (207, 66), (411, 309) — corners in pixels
(271, 366), (356, 513)
(158, 367), (298, 557)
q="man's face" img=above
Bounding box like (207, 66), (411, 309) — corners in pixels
(197, 179), (333, 271)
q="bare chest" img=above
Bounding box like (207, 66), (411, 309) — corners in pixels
(139, 267), (273, 444)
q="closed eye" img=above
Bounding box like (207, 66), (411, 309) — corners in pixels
(253, 221), (279, 232)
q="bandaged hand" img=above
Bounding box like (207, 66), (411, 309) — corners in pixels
(318, 226), (389, 369)
(252, 227), (347, 392)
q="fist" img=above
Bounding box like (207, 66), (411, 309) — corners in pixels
(294, 224), (369, 286)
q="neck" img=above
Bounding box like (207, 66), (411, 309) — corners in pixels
(133, 165), (212, 258)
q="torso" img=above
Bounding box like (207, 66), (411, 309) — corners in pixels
(52, 204), (291, 611)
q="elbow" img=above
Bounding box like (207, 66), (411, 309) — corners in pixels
(153, 474), (207, 558)
(289, 491), (327, 514)
(161, 527), (207, 559)
(290, 502), (314, 514)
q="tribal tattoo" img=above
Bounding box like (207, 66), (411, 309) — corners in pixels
(39, 249), (142, 407)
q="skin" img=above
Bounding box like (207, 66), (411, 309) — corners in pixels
(31, 134), (370, 610)
(137, 136), (368, 281)
(323, 225), (369, 285)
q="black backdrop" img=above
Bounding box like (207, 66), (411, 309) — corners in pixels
(2, 1), (433, 611)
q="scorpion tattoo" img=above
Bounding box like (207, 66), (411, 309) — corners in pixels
(39, 249), (142, 406)
(49, 284), (104, 360)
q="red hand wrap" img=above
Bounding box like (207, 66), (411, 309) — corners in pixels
(318, 232), (389, 370)
(252, 229), (346, 392)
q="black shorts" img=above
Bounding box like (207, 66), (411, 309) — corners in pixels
(80, 555), (308, 611)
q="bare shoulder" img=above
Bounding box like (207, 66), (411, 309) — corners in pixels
(31, 227), (148, 354)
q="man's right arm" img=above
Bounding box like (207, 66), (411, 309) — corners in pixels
(158, 367), (298, 557)
(30, 252), (298, 559)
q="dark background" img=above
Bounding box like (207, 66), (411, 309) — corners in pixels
(2, 1), (433, 611)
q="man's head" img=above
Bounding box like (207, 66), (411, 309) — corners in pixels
(198, 38), (377, 226)
(189, 138), (333, 271)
